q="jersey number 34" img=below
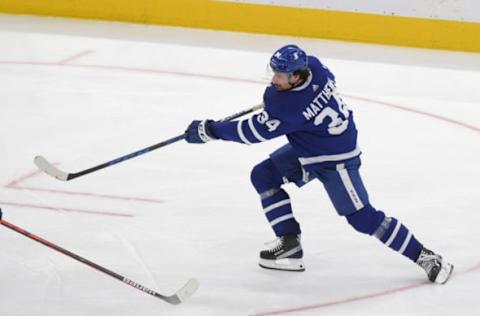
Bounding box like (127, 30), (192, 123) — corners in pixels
(257, 111), (281, 132)
(314, 93), (350, 135)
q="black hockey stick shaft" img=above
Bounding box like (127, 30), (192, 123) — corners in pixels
(38, 103), (263, 181)
(0, 219), (184, 304)
(67, 133), (186, 180)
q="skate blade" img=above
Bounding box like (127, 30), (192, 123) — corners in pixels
(259, 258), (305, 272)
(436, 262), (454, 284)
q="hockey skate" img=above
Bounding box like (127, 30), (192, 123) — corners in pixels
(416, 247), (454, 284)
(259, 235), (305, 272)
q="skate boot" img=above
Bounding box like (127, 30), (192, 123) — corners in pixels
(259, 235), (305, 272)
(416, 247), (454, 284)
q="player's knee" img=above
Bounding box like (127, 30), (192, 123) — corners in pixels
(345, 205), (386, 235)
(250, 159), (283, 194)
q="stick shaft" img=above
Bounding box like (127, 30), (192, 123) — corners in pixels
(0, 219), (169, 300)
(66, 103), (263, 180)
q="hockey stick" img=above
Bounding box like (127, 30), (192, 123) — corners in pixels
(34, 103), (264, 181)
(0, 214), (199, 305)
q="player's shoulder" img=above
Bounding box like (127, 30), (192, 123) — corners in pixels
(263, 86), (305, 123)
(263, 86), (291, 115)
(308, 56), (335, 83)
(308, 55), (322, 68)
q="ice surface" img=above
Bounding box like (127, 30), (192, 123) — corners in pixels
(0, 14), (479, 316)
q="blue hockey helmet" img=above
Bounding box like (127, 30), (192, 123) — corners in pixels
(270, 45), (308, 73)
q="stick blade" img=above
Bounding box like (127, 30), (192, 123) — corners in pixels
(34, 155), (69, 181)
(164, 278), (199, 305)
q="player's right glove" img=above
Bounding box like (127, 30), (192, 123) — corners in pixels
(185, 120), (218, 143)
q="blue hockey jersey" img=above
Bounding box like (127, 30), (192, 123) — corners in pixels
(209, 56), (360, 169)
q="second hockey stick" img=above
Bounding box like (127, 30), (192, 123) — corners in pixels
(35, 103), (264, 181)
(0, 212), (198, 305)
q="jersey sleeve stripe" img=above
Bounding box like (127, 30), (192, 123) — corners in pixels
(247, 116), (268, 142)
(236, 120), (252, 145)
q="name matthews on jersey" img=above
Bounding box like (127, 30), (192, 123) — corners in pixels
(302, 79), (337, 121)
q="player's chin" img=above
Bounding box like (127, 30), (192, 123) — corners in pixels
(274, 84), (287, 91)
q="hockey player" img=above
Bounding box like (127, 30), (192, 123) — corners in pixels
(185, 45), (453, 284)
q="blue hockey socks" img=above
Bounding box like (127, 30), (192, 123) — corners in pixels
(346, 205), (422, 262)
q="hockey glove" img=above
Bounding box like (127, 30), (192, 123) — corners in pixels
(0, 208), (2, 220)
(185, 120), (218, 143)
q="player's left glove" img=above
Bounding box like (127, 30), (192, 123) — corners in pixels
(185, 120), (218, 143)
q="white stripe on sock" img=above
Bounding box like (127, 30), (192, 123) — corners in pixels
(263, 199), (291, 214)
(399, 231), (412, 254)
(270, 213), (294, 226)
(385, 221), (401, 247)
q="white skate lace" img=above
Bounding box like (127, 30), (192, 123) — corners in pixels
(264, 237), (284, 252)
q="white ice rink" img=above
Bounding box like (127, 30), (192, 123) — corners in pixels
(0, 14), (479, 316)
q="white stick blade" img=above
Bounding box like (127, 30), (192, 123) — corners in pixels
(34, 155), (69, 181)
(175, 278), (199, 303)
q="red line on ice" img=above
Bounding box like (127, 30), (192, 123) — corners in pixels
(0, 60), (265, 84)
(56, 50), (94, 65)
(5, 168), (44, 187)
(344, 94), (480, 134)
(1, 56), (479, 314)
(7, 185), (164, 203)
(0, 201), (133, 218)
(249, 262), (480, 316)
(249, 282), (428, 316)
(5, 167), (164, 204)
(0, 60), (478, 134)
